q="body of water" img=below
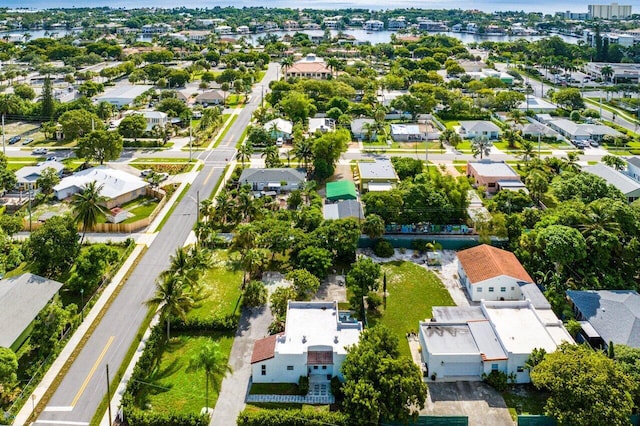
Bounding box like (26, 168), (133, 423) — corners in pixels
(6, 0), (590, 15)
(3, 28), (580, 46)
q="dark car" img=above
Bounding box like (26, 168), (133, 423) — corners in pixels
(8, 136), (21, 144)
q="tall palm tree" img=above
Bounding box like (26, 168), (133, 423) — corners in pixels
(187, 340), (232, 412)
(235, 142), (253, 166)
(280, 56), (293, 79)
(519, 139), (536, 165)
(471, 136), (493, 159)
(161, 246), (201, 292)
(292, 138), (313, 170)
(71, 181), (107, 244)
(145, 274), (193, 339)
(261, 145), (281, 168)
(600, 65), (614, 83)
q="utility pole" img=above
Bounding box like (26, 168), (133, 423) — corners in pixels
(106, 364), (112, 425)
(261, 85), (264, 109)
(189, 119), (192, 162)
(196, 190), (200, 223)
(2, 114), (5, 155)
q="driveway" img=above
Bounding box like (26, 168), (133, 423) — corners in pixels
(422, 381), (514, 426)
(210, 306), (273, 426)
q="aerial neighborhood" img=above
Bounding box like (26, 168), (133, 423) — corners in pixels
(0, 2), (640, 426)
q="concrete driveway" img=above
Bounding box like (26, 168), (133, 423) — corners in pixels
(210, 306), (273, 426)
(422, 381), (514, 426)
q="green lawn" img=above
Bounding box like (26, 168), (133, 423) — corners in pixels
(371, 261), (455, 358)
(501, 386), (548, 420)
(141, 332), (234, 414)
(121, 198), (160, 224)
(249, 383), (300, 395)
(226, 94), (245, 108)
(187, 251), (243, 319)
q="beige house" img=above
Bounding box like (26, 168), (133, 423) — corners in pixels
(285, 54), (331, 80)
(467, 160), (524, 193)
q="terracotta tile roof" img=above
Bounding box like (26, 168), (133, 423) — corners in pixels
(458, 244), (533, 284)
(307, 350), (333, 365)
(286, 62), (331, 75)
(251, 333), (283, 364)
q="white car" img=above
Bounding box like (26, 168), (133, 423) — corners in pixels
(32, 147), (48, 155)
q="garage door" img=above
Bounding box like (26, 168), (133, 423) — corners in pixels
(444, 362), (482, 377)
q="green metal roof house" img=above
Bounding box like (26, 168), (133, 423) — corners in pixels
(326, 180), (358, 201)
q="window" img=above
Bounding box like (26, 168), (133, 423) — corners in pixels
(511, 287), (515, 291)
(477, 287), (482, 292)
(491, 364), (499, 371)
(287, 366), (294, 371)
(322, 366), (327, 370)
(261, 365), (266, 376)
(313, 366), (318, 370)
(517, 366), (524, 372)
(488, 182), (496, 188)
(500, 287), (506, 292)
(488, 287), (494, 292)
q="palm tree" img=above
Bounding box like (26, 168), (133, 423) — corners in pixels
(471, 136), (493, 159)
(187, 340), (232, 412)
(235, 142), (253, 166)
(261, 145), (281, 168)
(503, 128), (522, 150)
(145, 274), (193, 339)
(600, 65), (614, 83)
(326, 57), (342, 78)
(362, 214), (385, 240)
(161, 246), (201, 292)
(519, 139), (536, 165)
(292, 139), (314, 170)
(563, 151), (580, 172)
(71, 181), (107, 244)
(280, 56), (293, 79)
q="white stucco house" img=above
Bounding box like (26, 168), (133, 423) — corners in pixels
(585, 163), (640, 204)
(457, 244), (545, 304)
(53, 166), (149, 209)
(251, 301), (362, 384)
(238, 168), (306, 193)
(458, 121), (501, 140)
(420, 300), (573, 383)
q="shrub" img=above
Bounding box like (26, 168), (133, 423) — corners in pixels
(330, 376), (344, 402)
(171, 313), (239, 332)
(242, 281), (267, 307)
(366, 292), (382, 311)
(373, 239), (394, 258)
(481, 370), (509, 392)
(298, 375), (309, 395)
(237, 409), (349, 426)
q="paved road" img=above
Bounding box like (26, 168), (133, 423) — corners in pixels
(33, 62), (279, 426)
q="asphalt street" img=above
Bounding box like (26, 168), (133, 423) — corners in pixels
(33, 62), (279, 425)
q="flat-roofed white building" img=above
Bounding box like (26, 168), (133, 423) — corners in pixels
(251, 301), (362, 384)
(420, 300), (573, 383)
(96, 85), (154, 107)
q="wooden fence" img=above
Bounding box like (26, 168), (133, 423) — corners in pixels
(23, 187), (167, 233)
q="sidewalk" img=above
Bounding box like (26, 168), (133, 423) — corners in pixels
(12, 244), (146, 425)
(11, 162), (203, 425)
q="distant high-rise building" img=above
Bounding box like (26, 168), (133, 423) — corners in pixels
(588, 3), (632, 19)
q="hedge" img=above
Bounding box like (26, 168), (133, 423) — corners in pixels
(236, 409), (349, 426)
(170, 313), (239, 332)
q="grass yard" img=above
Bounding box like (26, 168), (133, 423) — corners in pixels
(371, 261), (455, 358)
(140, 332), (234, 414)
(249, 383), (300, 395)
(226, 94), (245, 108)
(501, 386), (548, 420)
(187, 251), (243, 319)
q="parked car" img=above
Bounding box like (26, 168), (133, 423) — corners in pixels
(32, 147), (48, 155)
(22, 138), (34, 145)
(157, 172), (169, 182)
(140, 169), (153, 177)
(589, 140), (599, 147)
(45, 156), (57, 162)
(8, 136), (21, 144)
(276, 137), (284, 147)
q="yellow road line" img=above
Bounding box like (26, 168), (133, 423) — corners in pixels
(70, 336), (114, 407)
(203, 166), (216, 186)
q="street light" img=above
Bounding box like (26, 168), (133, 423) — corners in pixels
(80, 288), (84, 321)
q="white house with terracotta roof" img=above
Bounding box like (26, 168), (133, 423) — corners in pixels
(285, 54), (331, 80)
(457, 244), (545, 304)
(251, 301), (362, 384)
